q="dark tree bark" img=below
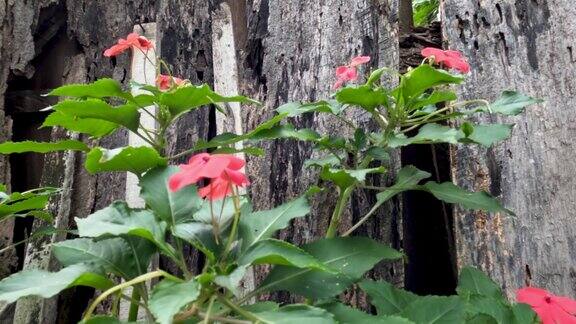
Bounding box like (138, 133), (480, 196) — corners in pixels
(442, 0), (576, 298)
(238, 0), (403, 305)
(0, 1), (157, 322)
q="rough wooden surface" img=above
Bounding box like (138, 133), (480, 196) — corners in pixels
(238, 0), (402, 305)
(0, 1), (157, 322)
(442, 0), (576, 298)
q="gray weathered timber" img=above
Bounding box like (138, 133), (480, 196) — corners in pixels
(0, 1), (157, 322)
(239, 0), (402, 305)
(442, 0), (576, 298)
(157, 0), (216, 274)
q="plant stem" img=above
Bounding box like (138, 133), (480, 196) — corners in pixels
(128, 286), (141, 321)
(168, 147), (198, 160)
(325, 185), (355, 238)
(83, 270), (183, 321)
(342, 202), (383, 237)
(222, 187), (242, 260)
(198, 312), (251, 324)
(203, 296), (216, 324)
(218, 295), (263, 323)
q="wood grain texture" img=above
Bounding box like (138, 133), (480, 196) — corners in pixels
(442, 0), (576, 297)
(239, 0), (403, 305)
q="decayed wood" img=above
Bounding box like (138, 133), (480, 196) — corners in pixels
(158, 0), (215, 274)
(442, 0), (576, 298)
(0, 1), (157, 322)
(239, 0), (402, 305)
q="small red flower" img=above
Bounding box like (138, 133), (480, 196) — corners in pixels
(517, 287), (576, 324)
(156, 74), (185, 91)
(104, 32), (154, 57)
(168, 153), (249, 201)
(421, 47), (470, 74)
(333, 55), (371, 90)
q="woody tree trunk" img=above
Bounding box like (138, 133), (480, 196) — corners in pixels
(442, 0), (576, 298)
(238, 0), (403, 305)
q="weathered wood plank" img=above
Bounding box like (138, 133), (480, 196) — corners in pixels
(239, 0), (402, 305)
(442, 0), (576, 298)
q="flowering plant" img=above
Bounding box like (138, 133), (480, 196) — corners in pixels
(0, 33), (567, 324)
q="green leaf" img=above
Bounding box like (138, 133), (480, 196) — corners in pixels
(243, 301), (280, 313)
(253, 305), (336, 324)
(0, 188), (55, 220)
(304, 155), (341, 169)
(462, 124), (513, 147)
(260, 237), (403, 299)
(75, 201), (174, 257)
(409, 90), (457, 111)
(173, 222), (218, 262)
(81, 316), (133, 324)
(48, 78), (128, 99)
(464, 295), (513, 324)
(359, 280), (418, 315)
(483, 91), (542, 116)
(0, 140), (89, 154)
(423, 182), (514, 215)
(53, 237), (155, 279)
(335, 85), (389, 112)
(249, 124), (321, 142)
(376, 166), (431, 204)
(276, 100), (342, 117)
(53, 99), (140, 132)
(389, 124), (461, 148)
(0, 263), (113, 303)
(321, 302), (414, 324)
(238, 195), (310, 250)
(400, 296), (464, 324)
(42, 111), (118, 138)
(214, 265), (248, 297)
(139, 166), (203, 225)
(238, 239), (328, 271)
(413, 0), (440, 26)
(85, 146), (166, 175)
(160, 84), (258, 118)
(510, 303), (538, 324)
(457, 267), (504, 300)
(396, 65), (463, 102)
(148, 279), (200, 324)
(320, 167), (385, 190)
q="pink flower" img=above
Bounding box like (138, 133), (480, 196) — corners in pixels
(333, 55), (371, 90)
(156, 75), (185, 91)
(104, 32), (154, 57)
(517, 287), (576, 324)
(421, 47), (470, 74)
(168, 153), (249, 201)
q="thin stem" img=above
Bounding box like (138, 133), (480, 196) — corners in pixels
(406, 106), (451, 123)
(133, 130), (158, 147)
(222, 186), (242, 260)
(175, 237), (193, 279)
(218, 295), (263, 323)
(343, 202), (383, 237)
(325, 185), (356, 238)
(83, 270), (183, 321)
(169, 147), (198, 160)
(198, 312), (251, 324)
(128, 286), (141, 321)
(203, 296), (216, 324)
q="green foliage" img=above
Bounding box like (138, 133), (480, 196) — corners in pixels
(76, 201), (175, 257)
(0, 140), (89, 153)
(85, 146), (166, 175)
(0, 41), (545, 324)
(0, 187), (56, 222)
(260, 237), (402, 298)
(139, 166), (203, 225)
(0, 264), (113, 303)
(238, 195), (310, 250)
(148, 279), (200, 324)
(413, 0), (440, 27)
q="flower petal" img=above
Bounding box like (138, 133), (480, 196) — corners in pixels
(517, 287), (549, 307)
(350, 55), (370, 67)
(213, 154), (245, 170)
(555, 296), (576, 314)
(421, 47), (447, 61)
(551, 303), (576, 324)
(223, 169), (250, 187)
(199, 178), (232, 201)
(104, 44), (130, 57)
(336, 66), (350, 77)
